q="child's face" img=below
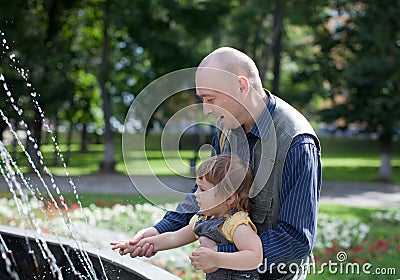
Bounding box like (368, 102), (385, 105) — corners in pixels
(194, 177), (229, 217)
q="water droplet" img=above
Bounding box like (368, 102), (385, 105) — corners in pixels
(31, 92), (36, 97)
(33, 143), (38, 149)
(2, 39), (6, 43)
(9, 53), (15, 59)
(26, 83), (31, 87)
(6, 91), (11, 97)
(0, 74), (4, 80)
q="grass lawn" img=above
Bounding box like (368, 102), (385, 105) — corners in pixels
(320, 137), (400, 184)
(7, 134), (400, 184)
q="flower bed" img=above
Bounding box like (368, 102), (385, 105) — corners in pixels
(0, 197), (399, 279)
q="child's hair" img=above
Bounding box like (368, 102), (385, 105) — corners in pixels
(197, 154), (253, 211)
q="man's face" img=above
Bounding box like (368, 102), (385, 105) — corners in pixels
(195, 68), (245, 129)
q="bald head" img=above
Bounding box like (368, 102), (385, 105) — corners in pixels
(198, 47), (263, 93)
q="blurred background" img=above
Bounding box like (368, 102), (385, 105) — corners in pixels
(0, 2), (400, 279)
(0, 0), (399, 183)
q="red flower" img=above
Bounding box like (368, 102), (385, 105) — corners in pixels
(377, 239), (388, 251)
(95, 200), (107, 207)
(71, 203), (80, 210)
(350, 246), (364, 254)
(369, 245), (379, 253)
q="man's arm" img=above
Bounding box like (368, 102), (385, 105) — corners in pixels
(153, 186), (198, 233)
(259, 134), (321, 264)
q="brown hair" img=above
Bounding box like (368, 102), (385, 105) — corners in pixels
(197, 154), (253, 211)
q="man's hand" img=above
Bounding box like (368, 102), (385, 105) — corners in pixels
(128, 227), (159, 258)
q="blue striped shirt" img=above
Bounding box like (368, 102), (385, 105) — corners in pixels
(154, 94), (322, 266)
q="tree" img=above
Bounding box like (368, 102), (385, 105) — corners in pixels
(319, 0), (400, 181)
(0, 0), (77, 171)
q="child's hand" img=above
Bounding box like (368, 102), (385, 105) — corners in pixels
(190, 247), (217, 271)
(110, 240), (138, 256)
(110, 240), (129, 255)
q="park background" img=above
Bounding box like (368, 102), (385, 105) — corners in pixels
(0, 0), (399, 279)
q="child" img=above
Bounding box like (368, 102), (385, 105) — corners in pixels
(110, 154), (263, 280)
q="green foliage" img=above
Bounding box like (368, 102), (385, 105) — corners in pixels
(1, 0), (400, 178)
(318, 1), (400, 140)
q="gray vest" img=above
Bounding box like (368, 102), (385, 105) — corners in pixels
(219, 96), (319, 233)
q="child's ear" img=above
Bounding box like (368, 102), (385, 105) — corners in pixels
(225, 193), (238, 206)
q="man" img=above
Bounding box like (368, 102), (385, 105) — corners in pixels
(129, 47), (321, 279)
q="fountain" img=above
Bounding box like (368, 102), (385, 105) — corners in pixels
(0, 225), (179, 280)
(0, 32), (180, 279)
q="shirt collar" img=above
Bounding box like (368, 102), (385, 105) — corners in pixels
(248, 89), (275, 140)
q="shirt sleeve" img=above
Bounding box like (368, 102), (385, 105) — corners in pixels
(259, 134), (321, 265)
(189, 215), (200, 239)
(153, 186), (198, 233)
(220, 211), (257, 243)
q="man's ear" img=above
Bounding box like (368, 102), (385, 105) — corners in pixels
(237, 76), (250, 97)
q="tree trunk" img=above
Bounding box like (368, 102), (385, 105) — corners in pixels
(379, 138), (392, 181)
(27, 111), (43, 172)
(81, 123), (89, 153)
(271, 0), (285, 96)
(12, 119), (18, 159)
(0, 120), (6, 141)
(259, 0), (286, 90)
(99, 0), (116, 173)
(66, 121), (73, 165)
(53, 117), (59, 166)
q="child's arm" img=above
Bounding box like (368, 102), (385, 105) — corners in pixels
(138, 225), (197, 252)
(190, 224), (263, 271)
(111, 225), (197, 256)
